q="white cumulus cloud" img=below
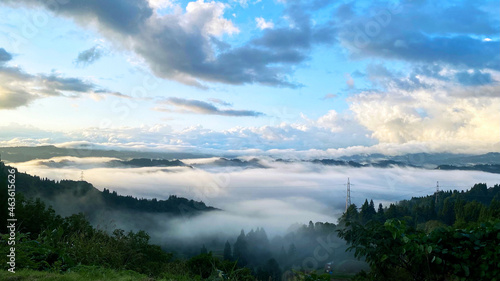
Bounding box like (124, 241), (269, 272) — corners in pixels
(255, 17), (274, 30)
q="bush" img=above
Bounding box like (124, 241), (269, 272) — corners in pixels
(338, 219), (500, 280)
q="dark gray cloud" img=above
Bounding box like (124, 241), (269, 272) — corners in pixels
(157, 97), (263, 117)
(404, 1), (498, 35)
(94, 90), (131, 99)
(412, 65), (449, 81)
(0, 89), (34, 110)
(455, 70), (493, 86)
(75, 45), (105, 67)
(3, 0), (153, 35)
(364, 63), (498, 93)
(5, 0), (498, 89)
(365, 64), (393, 80)
(338, 0), (500, 69)
(3, 0), (336, 88)
(37, 74), (97, 96)
(0, 48), (12, 64)
(253, 0), (336, 50)
(364, 63), (427, 91)
(0, 48), (127, 109)
(208, 98), (232, 107)
(335, 2), (355, 21)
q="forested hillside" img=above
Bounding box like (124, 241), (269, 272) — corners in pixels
(337, 183), (500, 281)
(1, 162), (216, 219)
(0, 163), (254, 280)
(339, 183), (500, 228)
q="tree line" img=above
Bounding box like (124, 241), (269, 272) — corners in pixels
(337, 183), (500, 280)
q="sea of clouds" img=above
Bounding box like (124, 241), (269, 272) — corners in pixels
(10, 156), (499, 239)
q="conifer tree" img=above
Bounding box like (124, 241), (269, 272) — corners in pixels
(223, 240), (232, 260)
(233, 230), (248, 266)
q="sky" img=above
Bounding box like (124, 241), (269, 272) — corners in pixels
(0, 0), (499, 157)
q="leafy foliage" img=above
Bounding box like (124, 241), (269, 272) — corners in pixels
(338, 215), (500, 280)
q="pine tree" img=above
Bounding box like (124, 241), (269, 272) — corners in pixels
(439, 197), (456, 225)
(223, 240), (232, 260)
(278, 245), (287, 265)
(308, 220), (314, 230)
(339, 204), (359, 225)
(233, 230), (248, 266)
(378, 203), (384, 214)
(265, 258), (282, 281)
(288, 243), (296, 258)
(376, 203), (385, 222)
(360, 199), (375, 224)
(369, 200), (376, 216)
(200, 244), (208, 255)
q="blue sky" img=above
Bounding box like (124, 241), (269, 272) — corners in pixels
(0, 0), (499, 157)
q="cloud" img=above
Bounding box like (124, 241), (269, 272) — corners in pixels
(148, 0), (175, 10)
(0, 48), (12, 64)
(454, 70), (493, 86)
(362, 62), (500, 95)
(2, 122), (500, 160)
(6, 0), (154, 35)
(74, 45), (106, 67)
(231, 0), (262, 9)
(349, 87), (500, 146)
(182, 0), (239, 36)
(3, 0), (336, 88)
(255, 17), (274, 30)
(37, 74), (96, 95)
(207, 98), (232, 106)
(156, 97), (263, 117)
(77, 110), (373, 152)
(337, 1), (500, 70)
(345, 73), (354, 88)
(322, 93), (337, 100)
(0, 48), (128, 109)
(252, 2), (336, 51)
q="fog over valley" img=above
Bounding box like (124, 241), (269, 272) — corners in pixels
(7, 153), (499, 241)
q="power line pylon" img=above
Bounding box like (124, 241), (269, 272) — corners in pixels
(346, 178), (352, 212)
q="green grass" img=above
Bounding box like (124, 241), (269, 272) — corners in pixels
(0, 266), (196, 281)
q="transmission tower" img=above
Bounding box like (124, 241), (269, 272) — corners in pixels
(80, 171), (84, 181)
(345, 178), (351, 212)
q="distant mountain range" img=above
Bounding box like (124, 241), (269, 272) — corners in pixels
(0, 145), (211, 162)
(338, 152), (500, 166)
(1, 146), (499, 174)
(108, 158), (189, 168)
(309, 156), (500, 174)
